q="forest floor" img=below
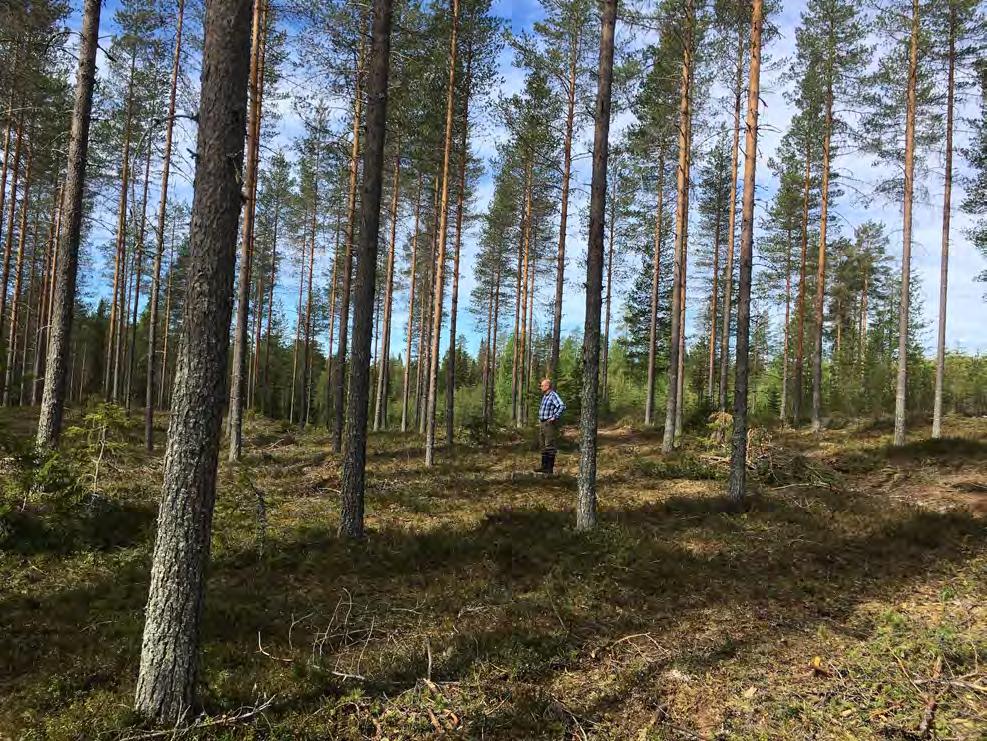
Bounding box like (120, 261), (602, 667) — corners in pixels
(1, 408), (986, 740)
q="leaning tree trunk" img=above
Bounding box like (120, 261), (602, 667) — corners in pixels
(932, 4), (955, 440)
(35, 0), (101, 451)
(339, 0), (394, 539)
(662, 0), (693, 454)
(145, 0), (185, 451)
(424, 0), (460, 467)
(893, 0), (919, 448)
(576, 0), (617, 532)
(133, 0), (252, 723)
(727, 0), (763, 506)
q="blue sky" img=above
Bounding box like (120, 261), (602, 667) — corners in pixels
(80, 0), (987, 360)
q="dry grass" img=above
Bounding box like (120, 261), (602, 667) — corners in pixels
(1, 408), (985, 739)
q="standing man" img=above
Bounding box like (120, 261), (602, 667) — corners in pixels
(536, 378), (565, 475)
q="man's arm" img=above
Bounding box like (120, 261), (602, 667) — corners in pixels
(553, 392), (566, 421)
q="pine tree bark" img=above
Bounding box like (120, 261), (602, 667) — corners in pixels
(340, 0), (394, 539)
(577, 0), (617, 531)
(932, 4), (955, 440)
(375, 149), (400, 431)
(125, 144), (152, 412)
(662, 0), (693, 453)
(145, 0), (185, 450)
(718, 28), (744, 412)
(893, 0), (920, 447)
(781, 227), (793, 422)
(229, 0), (266, 458)
(301, 144), (320, 427)
(400, 176), (422, 432)
(424, 0), (460, 466)
(707, 184), (723, 401)
(106, 51), (137, 401)
(332, 46), (364, 452)
(812, 40), (836, 433)
(446, 51), (473, 446)
(133, 0), (252, 721)
(3, 144), (32, 405)
(601, 196), (616, 407)
(0, 114), (24, 355)
(727, 0), (763, 505)
(550, 38), (580, 378)
(34, 183), (62, 405)
(792, 150), (810, 425)
(36, 0), (101, 449)
(645, 150), (665, 425)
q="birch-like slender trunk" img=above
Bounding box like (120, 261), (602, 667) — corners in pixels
(400, 176), (422, 432)
(644, 150), (665, 425)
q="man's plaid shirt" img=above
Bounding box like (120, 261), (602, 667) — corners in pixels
(538, 390), (566, 422)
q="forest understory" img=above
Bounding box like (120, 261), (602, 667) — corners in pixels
(1, 409), (985, 740)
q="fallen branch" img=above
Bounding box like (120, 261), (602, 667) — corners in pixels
(118, 695), (277, 740)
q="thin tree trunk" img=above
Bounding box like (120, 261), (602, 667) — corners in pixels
(301, 143), (321, 427)
(550, 38), (580, 378)
(375, 148), (400, 431)
(145, 0), (184, 450)
(106, 51), (137, 402)
(126, 143), (152, 412)
(133, 0), (252, 720)
(793, 150), (810, 425)
(602, 198), (615, 407)
(663, 0), (693, 453)
(20, 214), (41, 406)
(159, 226), (175, 409)
(423, 0), (460, 466)
(645, 150), (665, 425)
(718, 28), (744, 412)
(812, 62), (835, 432)
(446, 51), (473, 446)
(893, 0), (920, 447)
(727, 0), (763, 505)
(332, 45), (364, 452)
(228, 0), (266, 457)
(36, 0), (101, 449)
(781, 228), (793, 422)
(0, 88), (16, 283)
(707, 188), (723, 401)
(323, 210), (342, 424)
(288, 237), (305, 424)
(0, 113), (24, 355)
(932, 4), (955, 439)
(577, 0), (617, 531)
(262, 200), (280, 406)
(340, 0), (393, 538)
(34, 183), (62, 405)
(400, 175), (422, 433)
(3, 144), (32, 405)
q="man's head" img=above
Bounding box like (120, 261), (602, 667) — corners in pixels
(540, 378), (553, 393)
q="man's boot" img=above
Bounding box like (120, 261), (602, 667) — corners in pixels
(533, 451), (550, 474)
(545, 451), (556, 476)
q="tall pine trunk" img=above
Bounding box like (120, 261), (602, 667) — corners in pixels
(576, 0), (617, 532)
(228, 0), (266, 459)
(662, 0), (693, 453)
(793, 151), (810, 424)
(718, 28), (744, 412)
(932, 4), (955, 440)
(727, 0), (763, 505)
(375, 150), (400, 431)
(893, 0), (919, 447)
(400, 176), (422, 432)
(339, 0), (394, 539)
(2, 144), (32, 405)
(331, 46), (364, 451)
(812, 53), (835, 432)
(133, 0), (252, 720)
(36, 0), (101, 448)
(644, 150), (665, 425)
(145, 0), (184, 450)
(424, 0), (460, 467)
